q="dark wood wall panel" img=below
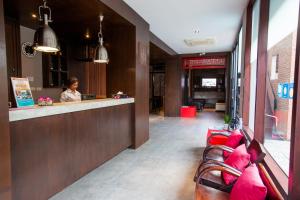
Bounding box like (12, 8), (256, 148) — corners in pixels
(165, 56), (182, 116)
(0, 0), (12, 199)
(150, 42), (171, 64)
(10, 104), (134, 200)
(67, 53), (87, 94)
(4, 17), (21, 106)
(99, 0), (150, 148)
(107, 25), (136, 97)
(85, 62), (107, 98)
(67, 45), (107, 97)
(134, 40), (149, 147)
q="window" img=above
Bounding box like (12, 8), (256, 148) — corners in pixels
(202, 78), (217, 87)
(230, 45), (238, 116)
(270, 55), (279, 80)
(237, 27), (244, 115)
(249, 0), (260, 131)
(263, 0), (300, 175)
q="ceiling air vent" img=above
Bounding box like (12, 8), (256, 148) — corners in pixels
(184, 38), (215, 47)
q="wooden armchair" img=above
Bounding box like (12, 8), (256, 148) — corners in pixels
(194, 139), (266, 192)
(203, 138), (265, 163)
(194, 163), (284, 200)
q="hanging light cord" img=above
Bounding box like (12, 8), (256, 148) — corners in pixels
(98, 15), (104, 45)
(38, 0), (53, 23)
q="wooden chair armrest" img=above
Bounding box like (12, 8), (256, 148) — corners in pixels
(196, 162), (242, 184)
(194, 159), (240, 182)
(203, 145), (234, 162)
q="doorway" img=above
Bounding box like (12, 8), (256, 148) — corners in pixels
(150, 63), (165, 114)
(149, 43), (171, 115)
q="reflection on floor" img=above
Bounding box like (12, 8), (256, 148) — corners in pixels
(264, 139), (290, 175)
(50, 112), (223, 200)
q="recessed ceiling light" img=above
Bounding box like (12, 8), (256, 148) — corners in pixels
(31, 13), (37, 18)
(85, 29), (90, 39)
(184, 38), (215, 47)
(85, 33), (90, 39)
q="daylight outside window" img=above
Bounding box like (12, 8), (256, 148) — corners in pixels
(263, 0), (300, 175)
(248, 0), (260, 131)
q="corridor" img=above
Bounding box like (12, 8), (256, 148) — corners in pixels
(50, 112), (223, 200)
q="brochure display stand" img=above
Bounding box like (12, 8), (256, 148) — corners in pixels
(11, 77), (34, 107)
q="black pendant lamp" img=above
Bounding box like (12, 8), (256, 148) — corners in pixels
(33, 0), (60, 53)
(94, 15), (109, 63)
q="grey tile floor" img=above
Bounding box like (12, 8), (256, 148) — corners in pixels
(50, 112), (224, 200)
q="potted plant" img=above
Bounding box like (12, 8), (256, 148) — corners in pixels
(224, 114), (231, 130)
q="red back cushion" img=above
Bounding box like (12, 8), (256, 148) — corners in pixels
(222, 144), (250, 185)
(223, 130), (244, 158)
(230, 164), (267, 200)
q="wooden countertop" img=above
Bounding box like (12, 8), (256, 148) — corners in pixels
(9, 98), (135, 122)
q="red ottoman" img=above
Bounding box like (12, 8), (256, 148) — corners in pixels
(181, 106), (196, 118)
(206, 129), (230, 145)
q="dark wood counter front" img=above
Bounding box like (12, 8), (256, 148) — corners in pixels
(10, 103), (134, 200)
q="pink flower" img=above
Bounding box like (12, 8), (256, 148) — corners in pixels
(46, 97), (52, 102)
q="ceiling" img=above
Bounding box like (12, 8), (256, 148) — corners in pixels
(4, 0), (133, 41)
(123, 0), (249, 54)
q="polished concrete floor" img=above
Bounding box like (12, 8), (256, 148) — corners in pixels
(50, 112), (224, 200)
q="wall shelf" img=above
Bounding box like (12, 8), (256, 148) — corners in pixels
(43, 42), (68, 88)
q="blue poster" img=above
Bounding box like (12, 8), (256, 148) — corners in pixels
(282, 83), (289, 99)
(278, 82), (294, 99)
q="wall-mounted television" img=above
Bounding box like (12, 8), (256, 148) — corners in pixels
(202, 78), (217, 87)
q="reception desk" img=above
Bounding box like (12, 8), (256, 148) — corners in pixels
(9, 98), (134, 200)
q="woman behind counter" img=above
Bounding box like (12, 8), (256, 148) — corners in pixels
(60, 77), (81, 102)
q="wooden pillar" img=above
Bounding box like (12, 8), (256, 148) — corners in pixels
(165, 56), (182, 116)
(253, 0), (269, 143)
(0, 0), (12, 199)
(242, 4), (253, 127)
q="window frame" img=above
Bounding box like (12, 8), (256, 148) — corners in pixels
(230, 26), (244, 119)
(239, 0), (300, 198)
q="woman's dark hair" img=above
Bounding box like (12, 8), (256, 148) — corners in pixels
(67, 77), (79, 88)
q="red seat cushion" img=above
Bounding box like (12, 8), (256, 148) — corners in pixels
(206, 129), (229, 145)
(222, 144), (250, 185)
(223, 130), (243, 158)
(230, 164), (267, 200)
